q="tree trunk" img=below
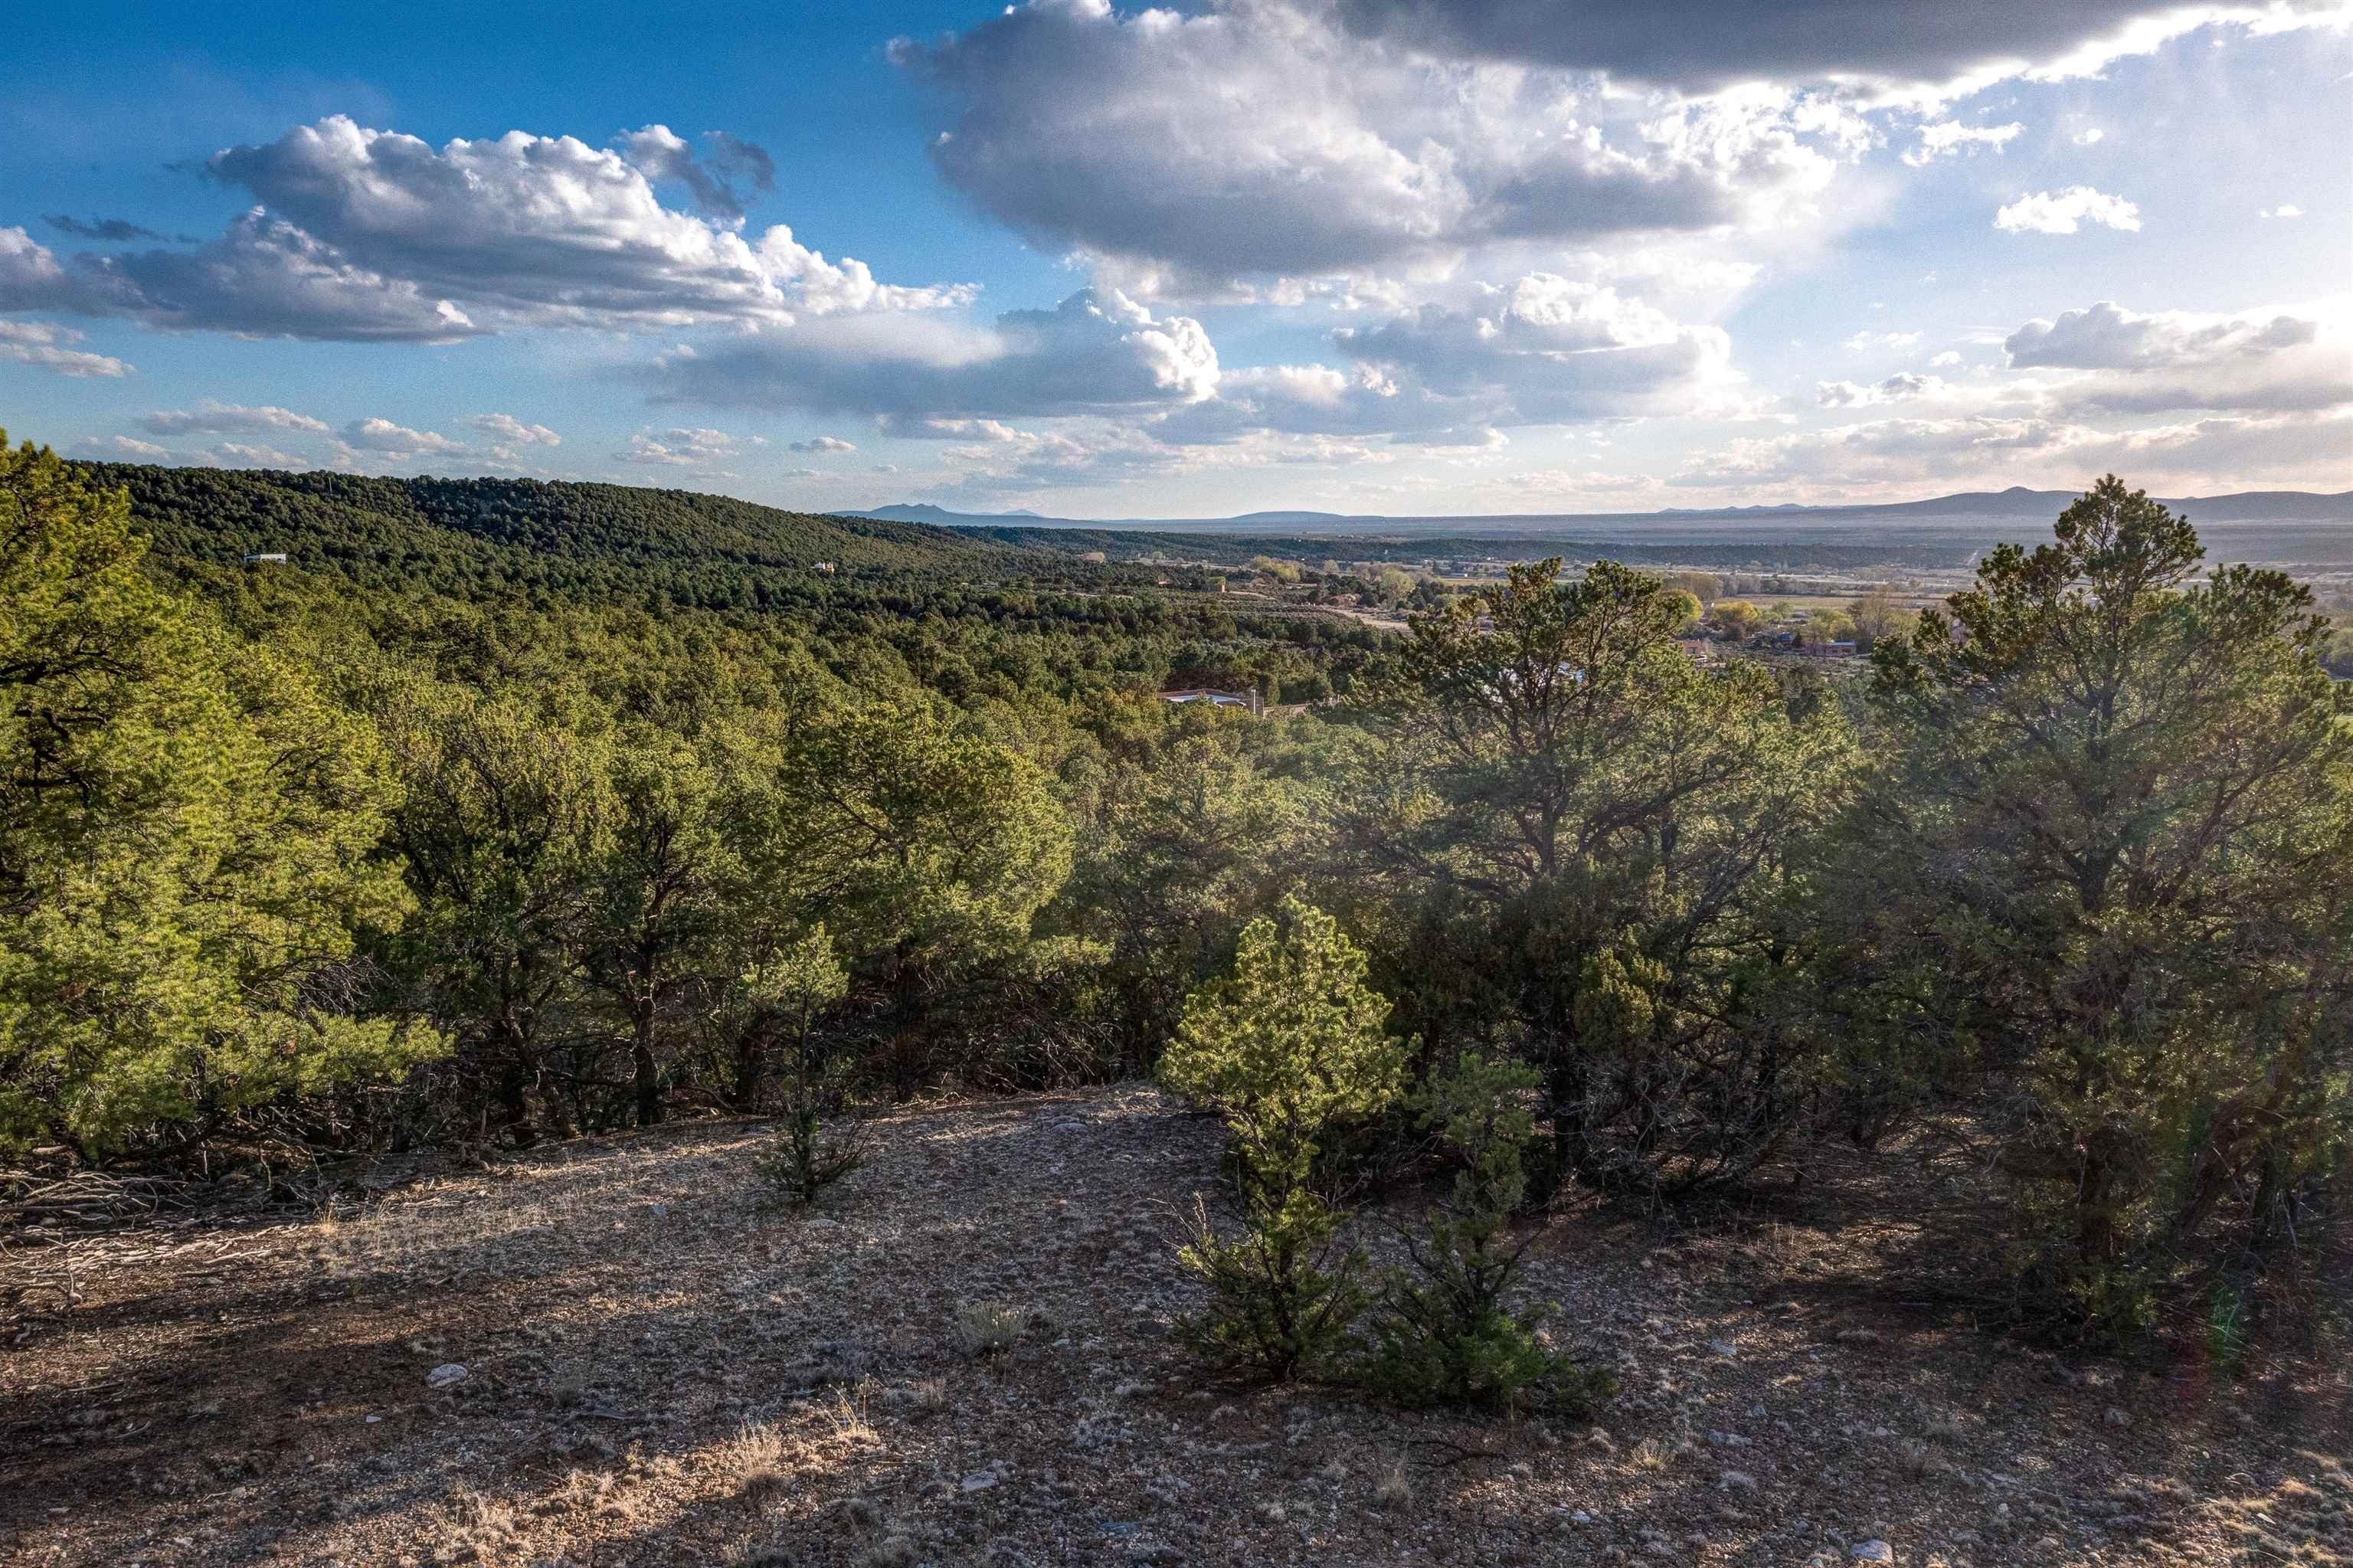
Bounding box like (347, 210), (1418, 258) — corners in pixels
(729, 1033), (768, 1111)
(632, 993), (663, 1127)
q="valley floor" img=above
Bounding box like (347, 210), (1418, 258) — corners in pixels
(3, 1088), (2347, 1567)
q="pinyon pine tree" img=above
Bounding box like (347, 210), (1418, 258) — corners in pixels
(1160, 897), (1409, 1378)
(0, 434), (438, 1157)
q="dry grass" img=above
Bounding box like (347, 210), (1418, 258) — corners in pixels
(718, 1418), (792, 1504)
(951, 1298), (1025, 1358)
(820, 1385), (882, 1450)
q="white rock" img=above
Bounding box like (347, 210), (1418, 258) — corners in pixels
(1851, 1540), (1895, 1563)
(425, 1363), (468, 1389)
(961, 1471), (999, 1491)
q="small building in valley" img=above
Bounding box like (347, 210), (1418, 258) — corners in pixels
(1158, 688), (1263, 716)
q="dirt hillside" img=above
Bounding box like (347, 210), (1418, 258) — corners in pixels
(4, 1088), (2347, 1566)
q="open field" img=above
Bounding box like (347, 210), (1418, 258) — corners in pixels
(6, 1089), (2348, 1568)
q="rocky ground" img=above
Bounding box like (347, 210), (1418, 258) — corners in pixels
(3, 1086), (2348, 1567)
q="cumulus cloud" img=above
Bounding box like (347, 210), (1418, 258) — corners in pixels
(2261, 204), (2304, 219)
(614, 126), (777, 222)
(140, 401), (331, 436)
(0, 319), (129, 377)
(893, 2), (1872, 286)
(617, 427), (755, 466)
(2, 116), (970, 342)
(2006, 301), (2317, 369)
(342, 417), (466, 457)
(790, 435), (857, 453)
(1994, 186), (2142, 234)
(2004, 299), (2349, 415)
(1902, 120), (2024, 165)
(1329, 0), (2341, 92)
(1330, 275), (1731, 423)
(208, 442), (306, 469)
(1817, 372), (1942, 406)
(1677, 408), (2352, 492)
(470, 412), (561, 446)
(644, 287), (1220, 420)
(83, 434), (172, 460)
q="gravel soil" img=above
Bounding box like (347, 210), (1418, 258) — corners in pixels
(4, 1085), (2348, 1567)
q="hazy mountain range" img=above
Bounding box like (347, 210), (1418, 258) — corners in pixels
(843, 487), (2353, 534)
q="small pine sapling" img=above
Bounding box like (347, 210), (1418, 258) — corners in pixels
(1363, 1052), (1615, 1415)
(748, 929), (866, 1206)
(1160, 898), (1409, 1379)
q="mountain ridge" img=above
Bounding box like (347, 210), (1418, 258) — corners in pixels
(843, 486), (2353, 531)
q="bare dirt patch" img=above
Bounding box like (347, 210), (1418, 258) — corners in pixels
(5, 1088), (2348, 1566)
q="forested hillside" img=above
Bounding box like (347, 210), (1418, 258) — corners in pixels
(7, 431), (2351, 1372)
(80, 462), (1077, 609)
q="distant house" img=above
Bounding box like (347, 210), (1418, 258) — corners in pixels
(813, 561), (836, 574)
(1158, 688), (1264, 716)
(242, 552), (288, 565)
(1798, 639), (1858, 660)
(1674, 636), (1715, 664)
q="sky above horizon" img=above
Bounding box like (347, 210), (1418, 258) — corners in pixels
(3, 0), (2349, 519)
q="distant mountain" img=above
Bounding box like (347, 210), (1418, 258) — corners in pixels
(844, 487), (2352, 532)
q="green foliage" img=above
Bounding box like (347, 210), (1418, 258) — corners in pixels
(1050, 719), (1311, 1070)
(1848, 476), (2353, 1334)
(1360, 1052), (1613, 1413)
(1161, 899), (1411, 1377)
(1352, 558), (1851, 1193)
(1710, 598), (1763, 640)
(0, 435), (440, 1156)
(1161, 899), (1409, 1190)
(744, 928), (866, 1206)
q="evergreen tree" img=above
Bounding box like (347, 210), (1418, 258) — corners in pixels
(0, 434), (437, 1157)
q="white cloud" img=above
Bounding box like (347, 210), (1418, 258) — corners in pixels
(2005, 300), (2319, 370)
(470, 412), (561, 446)
(2004, 299), (2350, 414)
(2, 117), (972, 342)
(617, 427), (751, 466)
(1994, 186), (2142, 234)
(1327, 0), (2341, 94)
(1902, 120), (2024, 165)
(83, 434), (172, 460)
(342, 417), (466, 457)
(1817, 372), (1944, 406)
(1845, 330), (1923, 351)
(644, 287), (1220, 420)
(893, 2), (1874, 287)
(140, 401), (330, 436)
(0, 319), (129, 377)
(2073, 127), (2106, 145)
(208, 442), (306, 469)
(2261, 204), (2305, 219)
(789, 435), (857, 453)
(1677, 408), (2352, 492)
(1930, 350), (1964, 366)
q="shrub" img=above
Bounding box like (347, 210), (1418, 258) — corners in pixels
(1160, 898), (1410, 1378)
(746, 931), (866, 1206)
(754, 1098), (866, 1208)
(1360, 1052), (1614, 1415)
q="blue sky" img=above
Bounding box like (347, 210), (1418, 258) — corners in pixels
(3, 0), (2348, 517)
